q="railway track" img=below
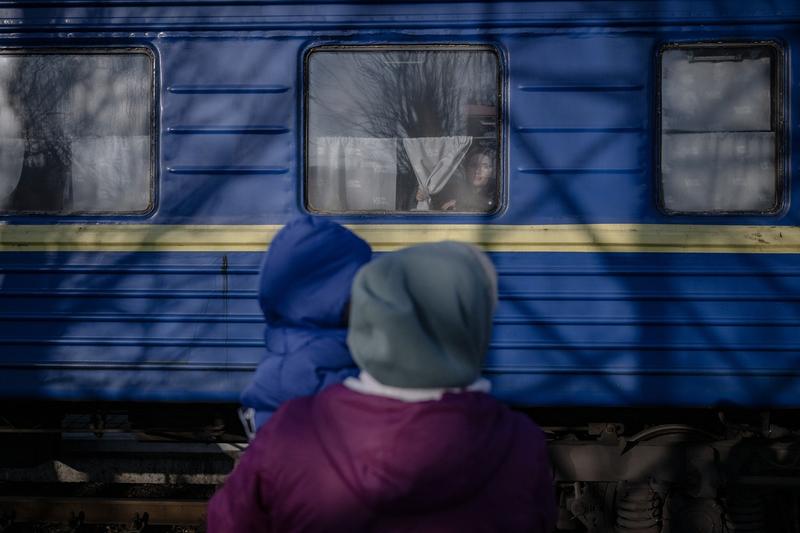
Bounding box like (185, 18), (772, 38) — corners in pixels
(0, 431), (242, 529)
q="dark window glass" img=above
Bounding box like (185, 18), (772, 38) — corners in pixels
(306, 47), (501, 213)
(659, 43), (782, 214)
(0, 50), (154, 214)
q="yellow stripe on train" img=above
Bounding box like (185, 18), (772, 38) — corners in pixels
(0, 224), (799, 253)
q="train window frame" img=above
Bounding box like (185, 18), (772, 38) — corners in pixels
(0, 46), (157, 217)
(655, 41), (785, 216)
(303, 44), (503, 215)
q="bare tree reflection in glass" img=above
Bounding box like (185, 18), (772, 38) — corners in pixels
(3, 55), (78, 212)
(307, 48), (499, 212)
(0, 52), (152, 214)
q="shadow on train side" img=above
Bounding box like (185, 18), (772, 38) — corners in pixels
(0, 3), (798, 422)
(481, 22), (800, 529)
(0, 27), (268, 430)
(0, 2), (799, 529)
(485, 27), (800, 410)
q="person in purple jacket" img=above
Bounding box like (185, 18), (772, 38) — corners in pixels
(209, 241), (557, 532)
(238, 216), (372, 436)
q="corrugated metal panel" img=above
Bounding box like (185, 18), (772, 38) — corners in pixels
(1, 250), (799, 406)
(0, 2), (798, 408)
(0, 252), (264, 401)
(485, 252), (800, 407)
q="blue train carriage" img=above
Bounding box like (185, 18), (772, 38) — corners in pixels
(0, 0), (799, 529)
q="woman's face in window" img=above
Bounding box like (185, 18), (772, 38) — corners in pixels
(468, 154), (493, 187)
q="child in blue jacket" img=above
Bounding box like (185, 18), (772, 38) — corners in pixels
(239, 216), (372, 437)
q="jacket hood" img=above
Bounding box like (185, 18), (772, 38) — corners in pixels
(259, 216), (372, 328)
(347, 241), (497, 388)
(311, 386), (516, 512)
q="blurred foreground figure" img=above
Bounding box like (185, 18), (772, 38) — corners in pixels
(209, 241), (557, 532)
(239, 216), (371, 434)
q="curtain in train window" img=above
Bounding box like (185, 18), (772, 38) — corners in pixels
(306, 47), (500, 213)
(0, 50), (153, 214)
(659, 44), (782, 214)
(309, 137), (398, 211)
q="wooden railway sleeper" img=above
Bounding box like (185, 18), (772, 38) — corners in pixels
(0, 497), (206, 526)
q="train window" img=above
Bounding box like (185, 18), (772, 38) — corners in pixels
(305, 46), (500, 213)
(658, 43), (783, 214)
(0, 49), (154, 215)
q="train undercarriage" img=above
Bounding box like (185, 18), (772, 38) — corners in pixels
(1, 404), (799, 532)
(540, 409), (800, 532)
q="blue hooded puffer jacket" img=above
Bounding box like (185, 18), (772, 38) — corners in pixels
(240, 216), (372, 430)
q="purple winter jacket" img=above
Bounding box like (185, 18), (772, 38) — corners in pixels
(207, 384), (557, 532)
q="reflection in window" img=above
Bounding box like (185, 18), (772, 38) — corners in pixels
(0, 50), (153, 214)
(659, 44), (782, 213)
(306, 47), (500, 213)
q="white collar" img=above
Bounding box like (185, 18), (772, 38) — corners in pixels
(343, 370), (491, 403)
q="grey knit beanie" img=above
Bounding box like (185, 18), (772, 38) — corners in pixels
(347, 241), (497, 389)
